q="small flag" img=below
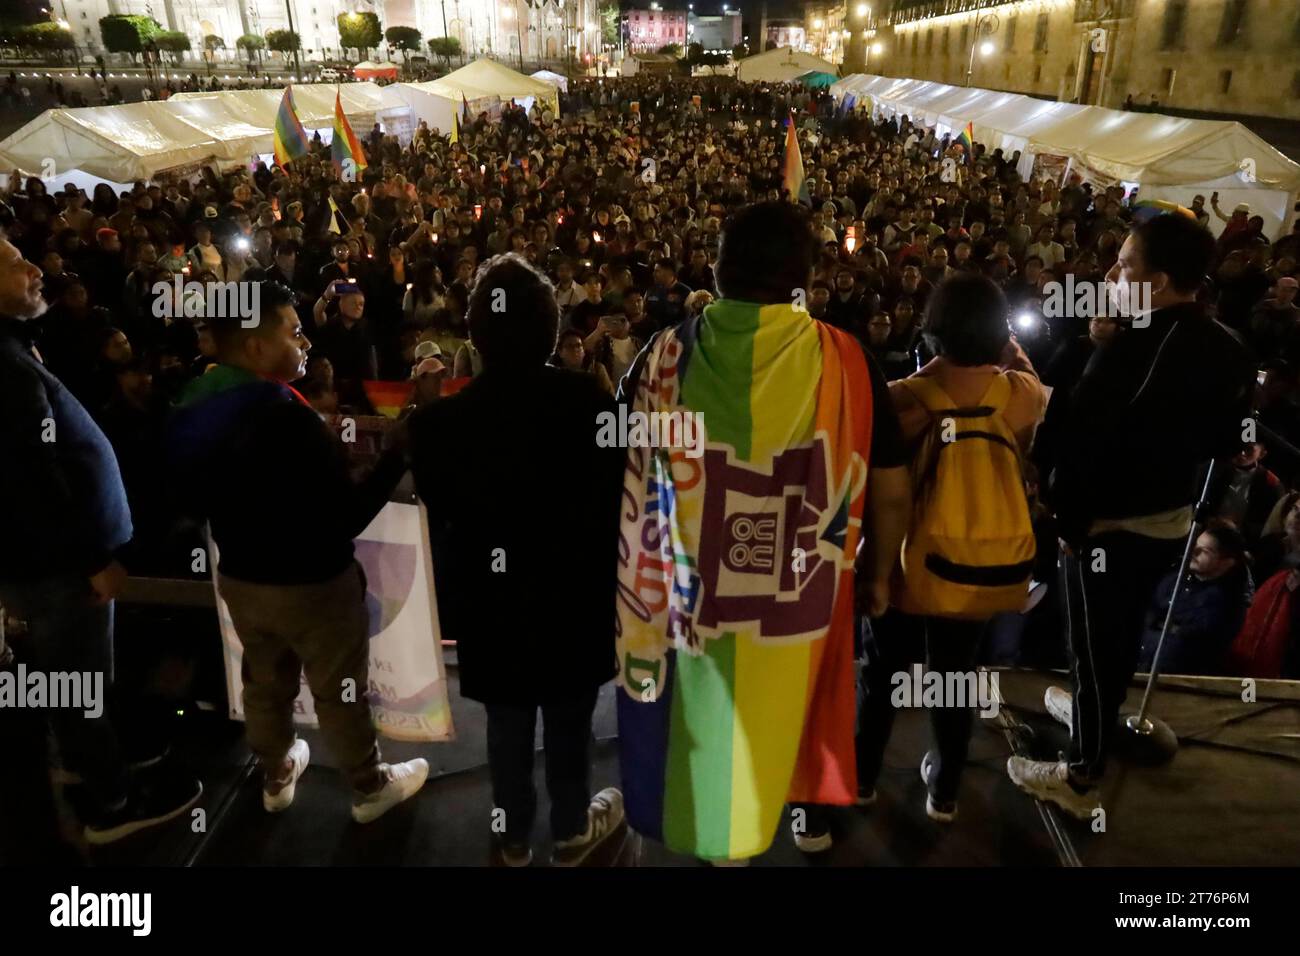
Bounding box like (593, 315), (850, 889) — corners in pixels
(957, 121), (974, 162)
(450, 110), (459, 145)
(783, 112), (810, 206)
(331, 90), (368, 176)
(273, 85), (310, 168)
(362, 381), (413, 419)
(326, 196), (349, 235)
(461, 93), (472, 125)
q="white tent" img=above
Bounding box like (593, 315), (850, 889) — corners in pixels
(735, 47), (837, 84)
(0, 83), (404, 183)
(390, 59), (560, 133)
(832, 74), (1300, 238)
(531, 69), (569, 93)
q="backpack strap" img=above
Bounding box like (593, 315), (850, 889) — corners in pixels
(897, 375), (955, 414)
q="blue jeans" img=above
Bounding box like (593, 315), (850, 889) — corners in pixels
(0, 576), (128, 809)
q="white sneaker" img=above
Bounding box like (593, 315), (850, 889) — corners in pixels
(263, 739), (310, 813)
(550, 788), (625, 866)
(351, 759), (429, 824)
(1006, 756), (1099, 822)
(1044, 686), (1073, 732)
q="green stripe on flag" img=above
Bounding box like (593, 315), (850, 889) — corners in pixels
(681, 300), (759, 460)
(664, 634), (737, 858)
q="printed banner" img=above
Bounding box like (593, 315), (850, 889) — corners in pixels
(212, 500), (455, 742)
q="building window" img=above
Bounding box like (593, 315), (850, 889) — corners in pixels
(1034, 13), (1048, 52)
(1219, 69), (1233, 93)
(1217, 0), (1248, 46)
(1160, 0), (1187, 51)
(1004, 14), (1016, 52)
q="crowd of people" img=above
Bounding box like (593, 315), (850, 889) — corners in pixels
(1, 74), (1297, 861)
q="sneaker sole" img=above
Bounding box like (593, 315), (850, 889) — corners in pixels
(1006, 759), (1096, 822)
(793, 831), (833, 853)
(351, 762), (429, 824)
(83, 783), (203, 846)
(263, 742), (310, 813)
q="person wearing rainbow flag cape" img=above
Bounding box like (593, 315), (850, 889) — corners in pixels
(614, 202), (911, 863)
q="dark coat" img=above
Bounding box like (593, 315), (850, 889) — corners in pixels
(0, 316), (132, 581)
(408, 365), (623, 704)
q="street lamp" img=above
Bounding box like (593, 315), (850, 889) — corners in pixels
(966, 13), (999, 87)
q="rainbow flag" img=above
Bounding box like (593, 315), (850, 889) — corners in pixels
(331, 90), (368, 176)
(273, 85), (311, 168)
(615, 300), (873, 861)
(782, 113), (810, 206)
(461, 92), (472, 125)
(362, 380), (412, 419)
(957, 120), (974, 161)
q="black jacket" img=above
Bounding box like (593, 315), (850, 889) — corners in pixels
(0, 316), (132, 581)
(1049, 302), (1255, 545)
(166, 365), (403, 585)
(408, 365), (623, 704)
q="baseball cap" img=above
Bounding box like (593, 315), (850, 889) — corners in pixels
(203, 205), (219, 218)
(411, 357), (446, 378)
(1234, 202), (1251, 215)
(413, 340), (442, 360)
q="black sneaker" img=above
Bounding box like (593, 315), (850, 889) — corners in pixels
(920, 751), (957, 823)
(83, 770), (203, 846)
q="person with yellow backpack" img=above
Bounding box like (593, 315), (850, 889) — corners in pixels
(866, 272), (1048, 822)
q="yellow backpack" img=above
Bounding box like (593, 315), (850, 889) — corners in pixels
(894, 373), (1036, 620)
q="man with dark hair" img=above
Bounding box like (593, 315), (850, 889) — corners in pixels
(0, 236), (202, 847)
(408, 253), (626, 867)
(1009, 214), (1256, 818)
(643, 258), (691, 332)
(614, 202), (911, 861)
(167, 281), (428, 825)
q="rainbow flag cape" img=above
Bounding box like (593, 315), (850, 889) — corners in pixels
(957, 121), (974, 161)
(331, 90), (368, 176)
(273, 85), (311, 168)
(615, 300), (873, 861)
(362, 380), (413, 419)
(782, 113), (810, 206)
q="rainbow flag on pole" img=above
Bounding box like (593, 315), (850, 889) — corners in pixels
(782, 112), (810, 206)
(331, 90), (368, 176)
(957, 120), (975, 161)
(449, 110), (459, 145)
(615, 300), (873, 861)
(273, 85), (310, 168)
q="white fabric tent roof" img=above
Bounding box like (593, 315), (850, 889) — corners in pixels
(384, 59), (559, 135)
(530, 70), (568, 93)
(832, 73), (1300, 191)
(735, 47), (837, 84)
(0, 83), (402, 182)
(832, 73), (1300, 235)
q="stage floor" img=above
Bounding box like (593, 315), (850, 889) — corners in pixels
(3, 663), (1298, 867)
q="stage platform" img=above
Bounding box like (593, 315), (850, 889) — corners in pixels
(3, 658), (1298, 867)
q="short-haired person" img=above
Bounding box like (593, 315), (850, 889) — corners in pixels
(862, 273), (1048, 822)
(614, 202), (910, 862)
(167, 281), (428, 823)
(0, 236), (202, 846)
(1008, 214), (1256, 818)
(408, 254), (626, 867)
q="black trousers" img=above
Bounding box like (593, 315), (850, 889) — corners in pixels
(857, 612), (987, 803)
(1060, 532), (1181, 781)
(484, 689), (599, 844)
